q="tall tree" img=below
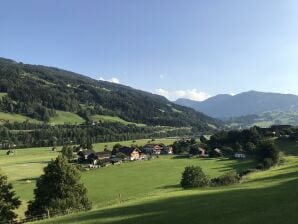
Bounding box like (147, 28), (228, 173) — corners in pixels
(61, 145), (75, 161)
(26, 155), (91, 218)
(0, 173), (21, 222)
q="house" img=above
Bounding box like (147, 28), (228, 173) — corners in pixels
(110, 157), (123, 165)
(117, 147), (141, 160)
(95, 150), (111, 160)
(77, 149), (96, 163)
(235, 152), (246, 159)
(198, 147), (206, 157)
(209, 148), (223, 157)
(161, 146), (173, 154)
(142, 144), (162, 155)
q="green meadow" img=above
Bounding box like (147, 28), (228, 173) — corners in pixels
(0, 138), (175, 218)
(49, 110), (85, 125)
(40, 156), (298, 224)
(90, 114), (146, 126)
(0, 138), (297, 223)
(0, 111), (40, 124)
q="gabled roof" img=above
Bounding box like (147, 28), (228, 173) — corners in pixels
(96, 150), (111, 156)
(213, 148), (222, 153)
(118, 147), (140, 155)
(77, 149), (96, 156)
(96, 150), (112, 155)
(143, 144), (161, 148)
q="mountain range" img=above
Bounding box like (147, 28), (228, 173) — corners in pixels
(175, 91), (298, 124)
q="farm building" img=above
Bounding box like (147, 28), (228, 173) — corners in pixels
(77, 149), (96, 163)
(162, 146), (173, 154)
(198, 147), (206, 157)
(209, 148), (223, 157)
(117, 147), (141, 160)
(142, 144), (162, 154)
(95, 150), (112, 160)
(234, 152), (246, 159)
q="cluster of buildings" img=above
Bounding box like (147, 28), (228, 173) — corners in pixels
(189, 147), (247, 160)
(77, 143), (173, 166)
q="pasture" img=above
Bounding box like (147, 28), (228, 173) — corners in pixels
(90, 114), (146, 126)
(0, 111), (40, 124)
(0, 138), (175, 217)
(49, 110), (85, 125)
(40, 156), (298, 224)
(0, 139), (297, 224)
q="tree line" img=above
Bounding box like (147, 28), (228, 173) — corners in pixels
(0, 121), (191, 149)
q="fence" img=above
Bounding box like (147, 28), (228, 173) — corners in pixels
(1, 207), (89, 224)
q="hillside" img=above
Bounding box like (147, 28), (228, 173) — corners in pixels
(228, 110), (298, 129)
(175, 91), (298, 120)
(1, 138), (297, 224)
(0, 57), (221, 130)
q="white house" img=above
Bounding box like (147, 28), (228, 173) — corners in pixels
(235, 152), (246, 159)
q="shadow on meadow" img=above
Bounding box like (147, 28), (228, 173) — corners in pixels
(46, 174), (298, 224)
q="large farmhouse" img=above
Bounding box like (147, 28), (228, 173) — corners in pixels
(77, 149), (111, 164)
(142, 144), (162, 154)
(116, 147), (141, 160)
(77, 149), (96, 163)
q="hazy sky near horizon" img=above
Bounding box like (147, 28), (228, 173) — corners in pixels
(1, 0), (298, 101)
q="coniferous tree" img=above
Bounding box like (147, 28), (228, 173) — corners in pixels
(26, 155), (91, 218)
(0, 173), (21, 222)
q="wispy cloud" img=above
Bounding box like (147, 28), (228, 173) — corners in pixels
(99, 77), (120, 84)
(159, 73), (168, 80)
(155, 88), (210, 101)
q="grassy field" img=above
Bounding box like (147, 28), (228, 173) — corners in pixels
(0, 111), (40, 123)
(1, 138), (297, 224)
(90, 115), (146, 126)
(0, 138), (175, 218)
(40, 156), (298, 224)
(49, 110), (85, 125)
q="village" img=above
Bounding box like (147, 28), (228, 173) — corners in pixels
(75, 139), (248, 170)
(76, 143), (174, 169)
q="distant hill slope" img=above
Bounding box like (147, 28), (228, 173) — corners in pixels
(175, 91), (298, 120)
(0, 57), (221, 130)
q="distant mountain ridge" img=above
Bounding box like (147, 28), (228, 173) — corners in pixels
(175, 91), (298, 119)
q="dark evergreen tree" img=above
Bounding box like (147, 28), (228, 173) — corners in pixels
(0, 173), (21, 222)
(26, 155), (91, 217)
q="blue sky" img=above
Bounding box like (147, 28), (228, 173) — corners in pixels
(1, 0), (298, 101)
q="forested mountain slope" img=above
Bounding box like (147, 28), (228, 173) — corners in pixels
(0, 57), (221, 129)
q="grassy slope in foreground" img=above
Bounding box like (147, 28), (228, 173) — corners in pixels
(37, 139), (298, 224)
(38, 156), (298, 224)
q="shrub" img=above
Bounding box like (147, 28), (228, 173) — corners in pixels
(257, 141), (280, 165)
(262, 157), (274, 170)
(180, 166), (209, 189)
(211, 171), (241, 186)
